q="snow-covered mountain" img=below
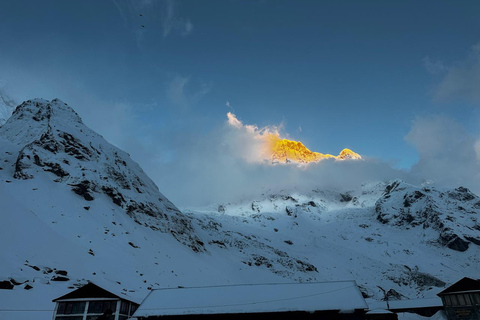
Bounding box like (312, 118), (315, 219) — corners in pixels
(1, 99), (479, 319)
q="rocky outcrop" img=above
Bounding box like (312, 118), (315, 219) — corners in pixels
(375, 180), (480, 252)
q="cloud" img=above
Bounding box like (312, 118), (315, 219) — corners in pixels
(431, 43), (480, 105)
(423, 56), (448, 75)
(166, 75), (211, 111)
(144, 113), (401, 207)
(0, 88), (17, 125)
(405, 115), (480, 190)
(141, 112), (480, 207)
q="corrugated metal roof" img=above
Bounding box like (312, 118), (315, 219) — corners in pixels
(134, 281), (368, 318)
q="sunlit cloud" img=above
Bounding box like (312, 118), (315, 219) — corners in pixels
(226, 112), (361, 164)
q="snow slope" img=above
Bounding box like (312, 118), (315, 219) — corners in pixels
(188, 181), (480, 301)
(1, 99), (479, 319)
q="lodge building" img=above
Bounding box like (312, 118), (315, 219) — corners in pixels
(52, 282), (140, 320)
(437, 277), (480, 320)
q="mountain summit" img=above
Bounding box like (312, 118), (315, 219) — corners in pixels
(0, 98), (205, 252)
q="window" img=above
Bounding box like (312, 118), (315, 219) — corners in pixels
(56, 302), (86, 315)
(120, 301), (130, 315)
(88, 300), (117, 314)
(473, 293), (480, 305)
(458, 294), (466, 306)
(444, 295), (452, 306)
(450, 295), (459, 306)
(464, 294), (472, 305)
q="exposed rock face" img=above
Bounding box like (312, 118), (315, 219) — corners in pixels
(375, 180), (480, 252)
(0, 98), (205, 252)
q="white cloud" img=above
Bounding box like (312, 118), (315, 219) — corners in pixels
(145, 113), (401, 206)
(405, 115), (480, 190)
(422, 56), (448, 75)
(431, 43), (480, 105)
(159, 0), (194, 38)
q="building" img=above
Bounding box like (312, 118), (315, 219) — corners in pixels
(437, 277), (480, 320)
(367, 297), (443, 318)
(52, 282), (141, 320)
(133, 281), (368, 320)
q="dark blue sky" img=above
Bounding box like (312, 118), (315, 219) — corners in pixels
(1, 1), (480, 200)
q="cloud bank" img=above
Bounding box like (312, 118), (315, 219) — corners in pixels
(139, 112), (480, 207)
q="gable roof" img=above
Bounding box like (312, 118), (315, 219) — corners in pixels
(134, 281), (368, 318)
(437, 277), (480, 295)
(52, 282), (140, 304)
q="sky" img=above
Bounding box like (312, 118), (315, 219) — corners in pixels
(1, 0), (480, 206)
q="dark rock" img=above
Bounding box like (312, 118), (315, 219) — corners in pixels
(25, 264), (40, 271)
(71, 180), (94, 201)
(43, 267), (53, 274)
(340, 193), (352, 202)
(440, 233), (470, 252)
(128, 242), (140, 249)
(43, 162), (69, 178)
(284, 240), (294, 245)
(385, 289), (403, 301)
(448, 187), (476, 201)
(83, 206), (90, 210)
(102, 186), (125, 206)
(358, 285), (373, 298)
(51, 276), (69, 281)
(251, 201), (260, 213)
(410, 271), (445, 287)
(24, 284), (33, 290)
(209, 240), (227, 248)
(55, 270), (68, 276)
(88, 249), (95, 256)
(217, 205), (226, 213)
(294, 259), (318, 272)
(464, 236), (480, 246)
(0, 280), (14, 289)
(285, 206), (295, 216)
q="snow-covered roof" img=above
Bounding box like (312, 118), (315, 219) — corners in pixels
(388, 297), (443, 309)
(134, 281), (368, 318)
(368, 297), (443, 311)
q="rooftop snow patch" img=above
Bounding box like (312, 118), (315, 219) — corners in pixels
(134, 281), (368, 317)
